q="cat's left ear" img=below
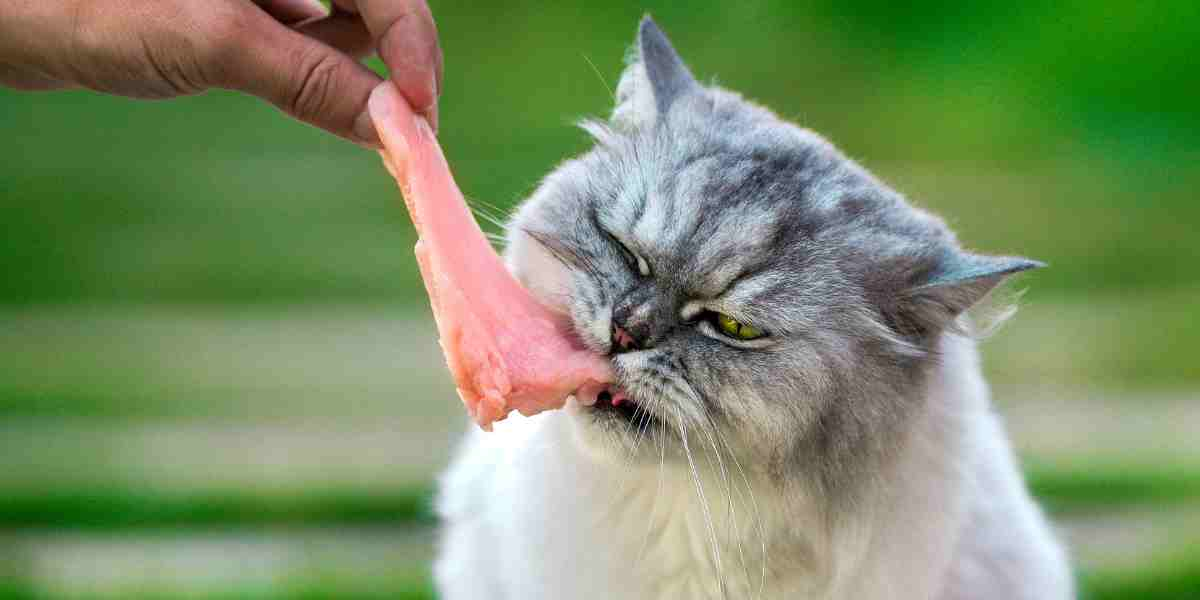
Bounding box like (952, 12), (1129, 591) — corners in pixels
(894, 252), (1044, 335)
(611, 16), (700, 129)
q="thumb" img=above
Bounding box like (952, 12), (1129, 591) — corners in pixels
(217, 13), (382, 146)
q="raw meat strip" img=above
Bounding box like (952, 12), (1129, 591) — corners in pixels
(368, 83), (613, 430)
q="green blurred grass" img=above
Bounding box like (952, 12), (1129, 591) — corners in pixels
(982, 288), (1200, 388)
(1, 462), (1196, 530)
(0, 305), (453, 421)
(1026, 463), (1200, 515)
(0, 575), (436, 600)
(0, 487), (433, 531)
(1080, 551), (1200, 600)
(4, 554), (1200, 600)
(3, 2), (1199, 307)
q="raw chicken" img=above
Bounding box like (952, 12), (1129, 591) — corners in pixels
(368, 83), (613, 430)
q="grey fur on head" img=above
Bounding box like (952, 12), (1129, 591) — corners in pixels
(509, 16), (1042, 494)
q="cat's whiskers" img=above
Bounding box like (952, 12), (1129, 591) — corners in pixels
(582, 53), (615, 100)
(470, 211), (507, 235)
(694, 412), (749, 598)
(672, 375), (756, 599)
(606, 388), (653, 498)
(465, 203), (506, 227)
(675, 406), (729, 600)
(463, 193), (510, 220)
(710, 416), (769, 600)
(703, 411), (768, 600)
(482, 232), (508, 250)
(462, 194), (511, 240)
(608, 353), (677, 500)
(636, 395), (669, 564)
(624, 386), (659, 459)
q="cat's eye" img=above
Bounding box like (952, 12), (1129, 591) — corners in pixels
(633, 253), (650, 277)
(604, 231), (650, 277)
(714, 312), (765, 341)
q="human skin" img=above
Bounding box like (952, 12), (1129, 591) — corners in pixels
(0, 0), (442, 146)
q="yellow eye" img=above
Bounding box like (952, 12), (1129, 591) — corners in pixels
(715, 313), (765, 340)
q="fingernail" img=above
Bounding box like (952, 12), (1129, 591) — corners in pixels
(353, 108), (380, 148)
(302, 0), (329, 16)
(368, 82), (409, 162)
(367, 81), (394, 120)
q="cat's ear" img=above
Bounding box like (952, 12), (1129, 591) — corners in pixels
(891, 252), (1044, 336)
(611, 16), (700, 129)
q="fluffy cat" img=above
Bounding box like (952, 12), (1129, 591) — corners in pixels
(434, 17), (1072, 600)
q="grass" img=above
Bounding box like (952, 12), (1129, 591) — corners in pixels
(2, 104), (1197, 307)
(0, 305), (454, 420)
(0, 575), (436, 600)
(2, 3), (1199, 307)
(3, 554), (1200, 600)
(980, 287), (1200, 388)
(0, 487), (434, 531)
(1080, 551), (1200, 600)
(1027, 462), (1200, 515)
(2, 461), (1197, 530)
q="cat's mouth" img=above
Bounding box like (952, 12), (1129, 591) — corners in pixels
(578, 385), (664, 430)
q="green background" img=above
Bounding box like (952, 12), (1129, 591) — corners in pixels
(2, 1), (1198, 597)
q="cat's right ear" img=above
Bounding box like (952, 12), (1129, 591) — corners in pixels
(888, 252), (1044, 338)
(611, 16), (700, 130)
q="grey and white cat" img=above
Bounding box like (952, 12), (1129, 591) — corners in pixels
(434, 18), (1072, 600)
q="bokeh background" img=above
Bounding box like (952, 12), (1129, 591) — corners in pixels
(2, 2), (1198, 598)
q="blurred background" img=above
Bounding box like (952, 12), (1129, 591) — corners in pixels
(2, 1), (1198, 598)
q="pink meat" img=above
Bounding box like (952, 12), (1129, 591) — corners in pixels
(368, 83), (613, 430)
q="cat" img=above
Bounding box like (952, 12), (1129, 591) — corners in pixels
(433, 17), (1072, 600)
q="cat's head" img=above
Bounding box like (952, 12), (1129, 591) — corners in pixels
(505, 17), (1040, 482)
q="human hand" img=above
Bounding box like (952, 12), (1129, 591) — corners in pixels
(0, 0), (442, 146)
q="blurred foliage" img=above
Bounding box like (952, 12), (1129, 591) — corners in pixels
(2, 1), (1198, 306)
(983, 291), (1200, 387)
(5, 556), (1200, 600)
(0, 487), (434, 531)
(1027, 461), (1200, 514)
(1080, 551), (1200, 600)
(0, 575), (436, 600)
(1, 469), (1198, 530)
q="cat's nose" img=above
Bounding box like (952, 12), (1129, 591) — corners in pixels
(611, 287), (656, 352)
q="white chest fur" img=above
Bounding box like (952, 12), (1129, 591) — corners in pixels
(435, 410), (798, 599)
(433, 337), (1070, 600)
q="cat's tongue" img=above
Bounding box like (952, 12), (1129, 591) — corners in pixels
(368, 82), (614, 431)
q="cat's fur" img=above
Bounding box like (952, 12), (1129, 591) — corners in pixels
(434, 18), (1072, 600)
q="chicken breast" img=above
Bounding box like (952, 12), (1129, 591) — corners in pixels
(368, 83), (613, 430)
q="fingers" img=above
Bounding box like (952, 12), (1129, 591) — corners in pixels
(296, 11), (374, 59)
(216, 8), (383, 146)
(251, 0), (327, 25)
(255, 0), (374, 59)
(256, 0), (444, 131)
(0, 64), (74, 91)
(207, 0), (440, 144)
(339, 0), (442, 130)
